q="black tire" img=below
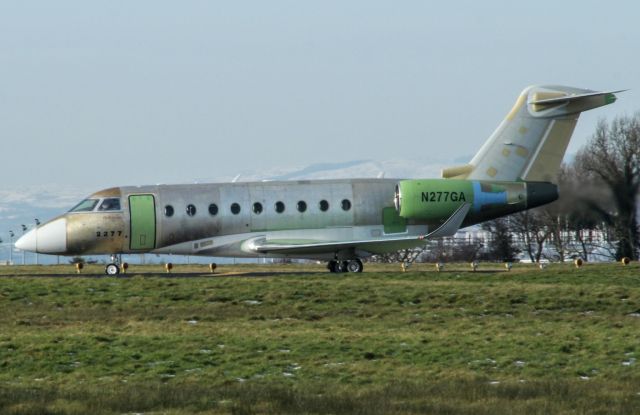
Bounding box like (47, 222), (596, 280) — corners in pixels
(328, 260), (342, 273)
(105, 263), (120, 275)
(346, 259), (363, 273)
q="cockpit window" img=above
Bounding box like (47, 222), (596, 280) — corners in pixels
(69, 199), (100, 212)
(98, 198), (121, 211)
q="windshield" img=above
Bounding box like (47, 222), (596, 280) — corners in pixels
(98, 198), (121, 211)
(69, 199), (99, 212)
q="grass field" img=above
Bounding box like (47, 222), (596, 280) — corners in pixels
(0, 262), (639, 414)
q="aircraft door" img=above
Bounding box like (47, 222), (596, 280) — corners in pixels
(129, 194), (156, 250)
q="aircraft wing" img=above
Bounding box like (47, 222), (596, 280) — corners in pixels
(244, 234), (426, 256)
(243, 203), (471, 256)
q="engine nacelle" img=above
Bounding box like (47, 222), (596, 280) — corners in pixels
(394, 179), (557, 224)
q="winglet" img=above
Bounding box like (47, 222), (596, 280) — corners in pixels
(423, 202), (471, 239)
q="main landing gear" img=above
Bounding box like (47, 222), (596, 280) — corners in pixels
(327, 258), (363, 273)
(105, 254), (121, 275)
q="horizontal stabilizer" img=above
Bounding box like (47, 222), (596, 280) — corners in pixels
(528, 89), (626, 106)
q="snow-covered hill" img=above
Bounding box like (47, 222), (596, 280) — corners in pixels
(200, 157), (454, 183)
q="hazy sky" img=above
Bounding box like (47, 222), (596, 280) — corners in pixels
(1, 1), (639, 189)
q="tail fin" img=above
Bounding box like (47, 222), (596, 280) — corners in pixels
(442, 85), (623, 183)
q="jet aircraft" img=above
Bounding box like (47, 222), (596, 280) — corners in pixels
(16, 85), (620, 274)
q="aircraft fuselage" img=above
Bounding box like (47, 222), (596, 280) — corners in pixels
(18, 178), (557, 262)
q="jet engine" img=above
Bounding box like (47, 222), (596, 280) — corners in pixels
(394, 179), (557, 225)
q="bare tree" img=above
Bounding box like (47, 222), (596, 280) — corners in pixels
(509, 210), (550, 262)
(574, 115), (640, 260)
(555, 163), (613, 261)
(418, 237), (483, 263)
(367, 247), (426, 264)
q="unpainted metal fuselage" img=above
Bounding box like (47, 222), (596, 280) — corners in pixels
(52, 179), (472, 260)
(27, 177), (555, 261)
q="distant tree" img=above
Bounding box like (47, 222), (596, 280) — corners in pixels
(554, 163), (613, 261)
(447, 239), (484, 262)
(482, 218), (520, 262)
(368, 247), (426, 264)
(509, 209), (551, 263)
(412, 237), (482, 263)
(574, 115), (640, 260)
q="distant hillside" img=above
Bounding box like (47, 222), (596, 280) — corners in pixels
(204, 157), (454, 183)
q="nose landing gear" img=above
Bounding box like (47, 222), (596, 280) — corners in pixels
(105, 263), (120, 275)
(327, 258), (363, 273)
(105, 254), (122, 275)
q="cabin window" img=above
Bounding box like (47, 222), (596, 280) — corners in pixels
(275, 201), (285, 213)
(231, 203), (241, 215)
(69, 199), (99, 212)
(297, 200), (307, 213)
(186, 204), (197, 216)
(209, 203), (218, 216)
(341, 199), (352, 211)
(319, 200), (329, 212)
(253, 202), (263, 214)
(164, 205), (174, 217)
(98, 198), (121, 211)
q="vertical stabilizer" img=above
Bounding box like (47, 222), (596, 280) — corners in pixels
(442, 85), (620, 183)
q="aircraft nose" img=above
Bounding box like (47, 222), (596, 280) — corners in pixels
(15, 218), (67, 254)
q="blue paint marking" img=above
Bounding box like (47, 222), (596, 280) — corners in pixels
(472, 182), (507, 212)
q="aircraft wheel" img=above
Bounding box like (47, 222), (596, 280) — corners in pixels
(347, 259), (364, 273)
(105, 263), (120, 275)
(327, 260), (342, 273)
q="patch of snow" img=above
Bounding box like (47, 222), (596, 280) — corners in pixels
(243, 300), (262, 305)
(185, 368), (202, 373)
(622, 358), (636, 366)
